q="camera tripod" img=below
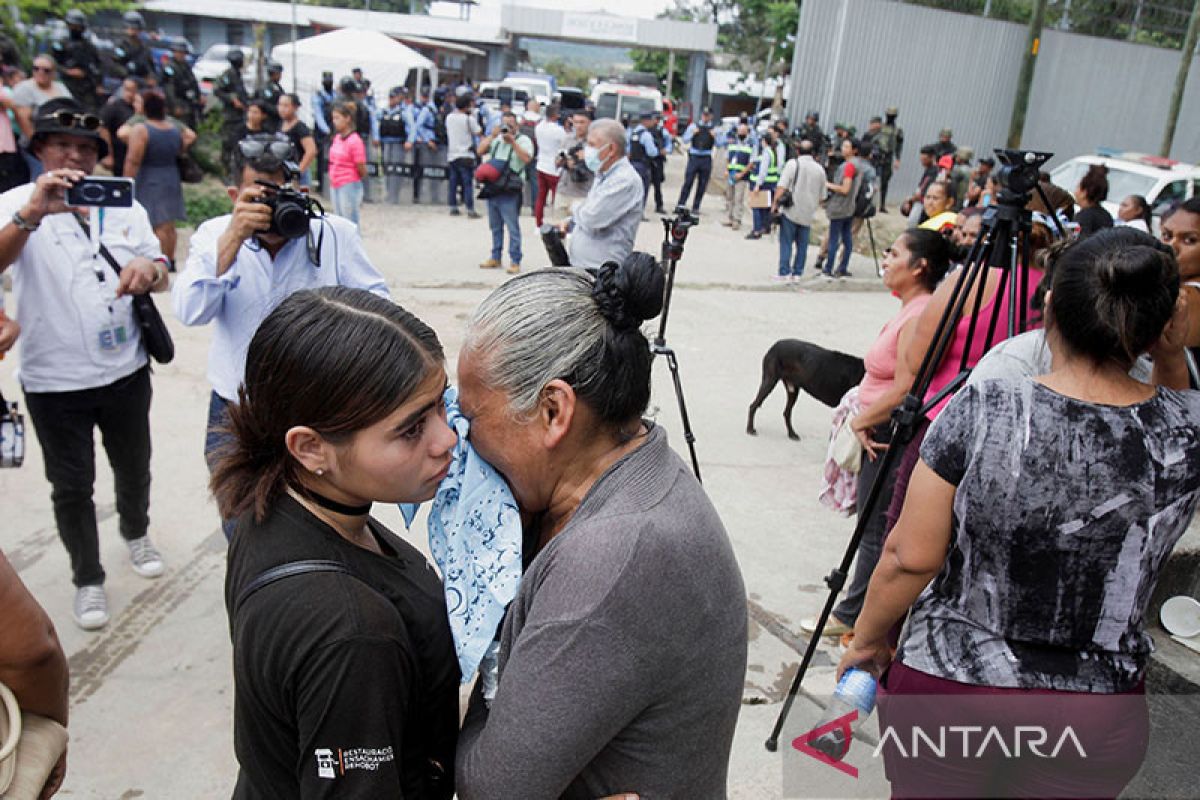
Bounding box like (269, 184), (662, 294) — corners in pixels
(765, 150), (1057, 751)
(654, 207), (702, 482)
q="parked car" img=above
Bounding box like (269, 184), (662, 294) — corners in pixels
(556, 86), (587, 112)
(1050, 150), (1200, 228)
(478, 81), (530, 114)
(193, 43), (254, 93)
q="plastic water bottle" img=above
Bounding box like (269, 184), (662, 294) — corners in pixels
(810, 668), (877, 761)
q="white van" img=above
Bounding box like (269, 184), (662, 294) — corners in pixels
(590, 82), (663, 122)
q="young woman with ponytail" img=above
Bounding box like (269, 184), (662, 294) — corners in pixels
(216, 286), (460, 799)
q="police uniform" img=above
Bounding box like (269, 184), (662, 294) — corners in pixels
(51, 34), (103, 112)
(161, 57), (202, 129)
(627, 121), (656, 206)
(378, 96), (409, 204)
(215, 65), (249, 183)
(649, 122), (668, 214)
(795, 117), (827, 165)
(677, 115), (717, 213)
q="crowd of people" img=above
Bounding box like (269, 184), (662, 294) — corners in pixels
(2, 23), (1200, 800)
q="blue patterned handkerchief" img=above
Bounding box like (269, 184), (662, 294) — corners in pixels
(399, 386), (522, 682)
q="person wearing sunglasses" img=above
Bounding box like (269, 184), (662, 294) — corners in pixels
(172, 133), (388, 540)
(0, 96), (170, 631)
(12, 55), (70, 178)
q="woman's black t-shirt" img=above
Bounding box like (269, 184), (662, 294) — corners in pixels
(1075, 204), (1114, 236)
(225, 495), (459, 799)
(282, 120), (312, 164)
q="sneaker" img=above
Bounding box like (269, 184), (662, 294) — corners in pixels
(507, 262), (521, 274)
(449, 207), (461, 216)
(789, 274), (803, 283)
(800, 615), (851, 637)
(745, 231), (762, 240)
(720, 220), (733, 227)
(479, 258), (501, 269)
(467, 210), (481, 219)
(127, 536), (165, 578)
(74, 585), (109, 630)
(771, 275), (789, 283)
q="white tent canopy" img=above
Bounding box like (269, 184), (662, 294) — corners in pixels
(271, 28), (437, 109)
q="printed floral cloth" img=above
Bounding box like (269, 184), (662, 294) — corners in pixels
(819, 386), (861, 516)
(400, 386), (522, 685)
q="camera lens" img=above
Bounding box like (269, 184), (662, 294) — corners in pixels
(81, 183), (106, 203)
(273, 200), (309, 239)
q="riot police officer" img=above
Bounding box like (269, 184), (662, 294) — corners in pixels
(113, 11), (156, 86)
(52, 9), (104, 112)
(215, 49), (249, 183)
(257, 61), (285, 130)
(161, 39), (201, 129)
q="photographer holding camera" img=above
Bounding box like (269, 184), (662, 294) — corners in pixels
(553, 110), (592, 220)
(173, 133), (388, 539)
(0, 97), (170, 630)
(558, 118), (644, 270)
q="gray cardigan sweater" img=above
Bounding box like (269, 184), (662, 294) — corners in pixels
(456, 424), (748, 799)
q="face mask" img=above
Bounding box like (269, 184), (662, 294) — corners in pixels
(584, 144), (603, 172)
(70, 28), (84, 40)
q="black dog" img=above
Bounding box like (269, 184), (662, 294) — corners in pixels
(746, 339), (866, 440)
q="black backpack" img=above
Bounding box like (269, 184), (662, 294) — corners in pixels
(853, 174), (876, 219)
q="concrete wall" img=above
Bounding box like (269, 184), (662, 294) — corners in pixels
(788, 0), (1200, 198)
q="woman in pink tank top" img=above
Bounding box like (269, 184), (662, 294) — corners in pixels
(808, 229), (952, 639)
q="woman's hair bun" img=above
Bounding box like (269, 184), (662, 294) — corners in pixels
(591, 252), (665, 332)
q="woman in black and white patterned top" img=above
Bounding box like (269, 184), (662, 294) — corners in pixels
(840, 228), (1200, 799)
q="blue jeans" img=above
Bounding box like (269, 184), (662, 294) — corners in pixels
(448, 158), (475, 212)
(203, 392), (237, 541)
(331, 180), (363, 225)
(778, 217), (810, 275)
(825, 216), (854, 275)
(752, 206), (771, 234)
(488, 192), (522, 263)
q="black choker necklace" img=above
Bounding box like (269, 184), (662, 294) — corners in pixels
(305, 488), (372, 517)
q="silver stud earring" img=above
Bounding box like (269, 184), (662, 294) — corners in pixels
(315, 468), (324, 476)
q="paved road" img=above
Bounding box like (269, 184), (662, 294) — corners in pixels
(6, 158), (1191, 798)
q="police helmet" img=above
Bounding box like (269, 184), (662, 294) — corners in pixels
(266, 61), (283, 75)
(171, 38), (190, 54)
(339, 76), (358, 95)
(123, 11), (145, 29)
(65, 9), (87, 27)
(228, 49), (245, 67)
(806, 109), (819, 121)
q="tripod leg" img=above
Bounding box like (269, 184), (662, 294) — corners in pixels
(661, 347), (702, 482)
(867, 219), (880, 277)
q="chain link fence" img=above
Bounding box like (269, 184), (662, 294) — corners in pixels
(895, 0), (1195, 49)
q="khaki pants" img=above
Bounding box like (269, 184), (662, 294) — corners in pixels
(725, 180), (747, 228)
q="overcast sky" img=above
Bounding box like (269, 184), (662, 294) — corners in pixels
(430, 0), (678, 24)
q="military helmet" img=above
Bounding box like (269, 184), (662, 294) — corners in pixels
(266, 60), (282, 75)
(65, 9), (87, 27)
(939, 127), (953, 138)
(123, 10), (145, 29)
(227, 49), (245, 68)
(171, 38), (190, 53)
(339, 76), (359, 94)
(885, 106), (899, 117)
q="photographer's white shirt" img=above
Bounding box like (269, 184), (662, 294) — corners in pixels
(534, 119), (567, 175)
(0, 183), (161, 393)
(173, 213), (388, 403)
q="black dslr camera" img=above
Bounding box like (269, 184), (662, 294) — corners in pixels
(556, 143), (591, 184)
(254, 180), (324, 240)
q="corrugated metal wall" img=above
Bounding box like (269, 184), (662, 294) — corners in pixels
(789, 0), (1200, 201)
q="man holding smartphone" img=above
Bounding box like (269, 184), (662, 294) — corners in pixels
(0, 98), (169, 630)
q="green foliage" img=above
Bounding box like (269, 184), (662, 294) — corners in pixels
(628, 49), (686, 98)
(539, 57), (593, 92)
(12, 0), (133, 17)
(190, 107), (224, 178)
(643, 0), (798, 82)
(181, 180), (232, 228)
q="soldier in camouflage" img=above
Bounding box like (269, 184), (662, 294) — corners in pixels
(113, 11), (156, 86)
(256, 61), (285, 130)
(215, 49), (249, 183)
(874, 107), (904, 212)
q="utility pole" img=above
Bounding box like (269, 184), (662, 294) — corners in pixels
(666, 51), (675, 100)
(1006, 0), (1048, 148)
(1162, 0), (1200, 157)
(290, 0), (298, 93)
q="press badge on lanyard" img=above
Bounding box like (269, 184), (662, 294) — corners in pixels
(88, 207), (129, 352)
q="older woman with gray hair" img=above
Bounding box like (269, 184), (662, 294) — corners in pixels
(454, 257), (748, 799)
